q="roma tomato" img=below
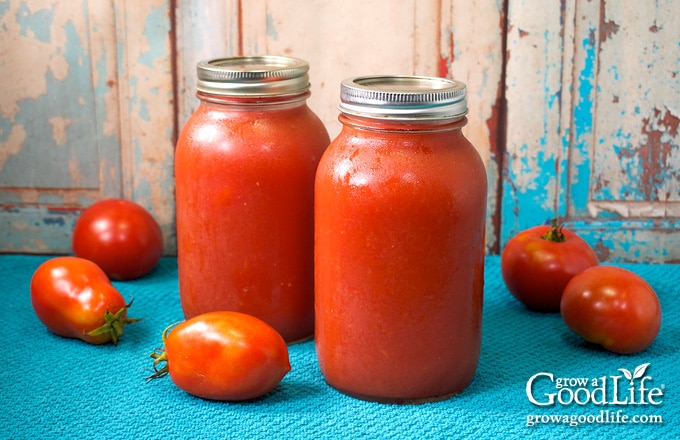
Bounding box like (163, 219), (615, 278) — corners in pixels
(501, 219), (599, 312)
(30, 256), (139, 345)
(73, 198), (163, 280)
(149, 311), (291, 401)
(561, 266), (662, 354)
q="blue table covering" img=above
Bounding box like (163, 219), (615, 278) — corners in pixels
(1, 255), (678, 439)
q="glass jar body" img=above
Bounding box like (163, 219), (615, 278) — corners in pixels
(314, 114), (487, 402)
(175, 93), (330, 343)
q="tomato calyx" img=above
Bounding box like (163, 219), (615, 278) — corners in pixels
(146, 322), (180, 381)
(147, 351), (169, 380)
(541, 218), (567, 243)
(85, 299), (141, 345)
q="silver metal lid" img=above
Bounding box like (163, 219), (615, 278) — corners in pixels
(339, 75), (468, 120)
(196, 56), (311, 96)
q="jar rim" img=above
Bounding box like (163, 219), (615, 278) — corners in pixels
(196, 55), (311, 97)
(339, 75), (468, 120)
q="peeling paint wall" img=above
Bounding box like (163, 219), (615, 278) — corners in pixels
(114, 1), (176, 252)
(503, 0), (566, 234)
(504, 0), (680, 262)
(3, 0), (504, 255)
(1, 1), (109, 191)
(0, 0), (175, 254)
(588, 2), (679, 211)
(568, 0), (680, 262)
(441, 0), (505, 253)
(2, 0), (678, 262)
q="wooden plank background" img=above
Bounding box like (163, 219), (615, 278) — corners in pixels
(1, 0), (678, 262)
(503, 0), (680, 262)
(0, 0), (176, 253)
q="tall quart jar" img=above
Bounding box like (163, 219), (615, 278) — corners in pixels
(175, 56), (330, 343)
(315, 75), (487, 402)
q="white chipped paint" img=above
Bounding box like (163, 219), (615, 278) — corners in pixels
(591, 0), (680, 208)
(503, 0), (680, 262)
(0, 1), (76, 121)
(175, 0), (241, 127)
(1, 0), (175, 254)
(115, 0), (176, 253)
(1, 0), (104, 192)
(442, 0), (503, 168)
(3, 0), (676, 260)
(505, 0), (565, 197)
(49, 117), (72, 145)
(588, 201), (680, 218)
(0, 125), (27, 173)
(89, 1), (121, 140)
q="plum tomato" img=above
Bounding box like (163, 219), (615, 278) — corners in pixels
(30, 256), (140, 345)
(501, 219), (599, 312)
(561, 266), (662, 354)
(148, 311), (291, 401)
(73, 198), (163, 280)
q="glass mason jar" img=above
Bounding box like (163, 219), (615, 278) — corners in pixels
(315, 75), (487, 402)
(175, 56), (330, 343)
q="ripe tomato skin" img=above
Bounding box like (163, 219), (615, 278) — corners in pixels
(155, 311), (291, 401)
(561, 266), (662, 354)
(30, 256), (137, 345)
(501, 222), (599, 312)
(73, 198), (163, 280)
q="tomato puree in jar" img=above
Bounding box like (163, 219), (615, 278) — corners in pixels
(175, 56), (330, 343)
(315, 76), (487, 402)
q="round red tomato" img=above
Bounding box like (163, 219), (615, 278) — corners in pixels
(73, 198), (163, 280)
(561, 266), (662, 354)
(148, 311), (291, 401)
(30, 256), (139, 345)
(501, 220), (599, 312)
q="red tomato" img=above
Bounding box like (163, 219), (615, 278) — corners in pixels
(148, 311), (291, 401)
(561, 266), (662, 354)
(73, 198), (163, 280)
(30, 256), (139, 345)
(501, 220), (599, 312)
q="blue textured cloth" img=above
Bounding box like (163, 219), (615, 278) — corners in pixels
(1, 255), (677, 439)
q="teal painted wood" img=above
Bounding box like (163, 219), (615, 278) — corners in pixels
(0, 206), (79, 253)
(0, 3), (117, 191)
(0, 1), (120, 252)
(501, 0), (566, 246)
(114, 1), (176, 237)
(0, 1), (176, 254)
(502, 0), (680, 263)
(112, 1), (177, 254)
(564, 1), (680, 263)
(3, 0), (677, 261)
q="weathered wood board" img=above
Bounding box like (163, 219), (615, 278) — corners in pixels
(0, 0), (176, 253)
(2, 0), (678, 262)
(503, 0), (679, 262)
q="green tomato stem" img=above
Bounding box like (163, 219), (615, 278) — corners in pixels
(541, 218), (567, 243)
(86, 299), (141, 345)
(146, 322), (181, 381)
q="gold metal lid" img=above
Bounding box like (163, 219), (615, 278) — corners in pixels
(196, 56), (310, 96)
